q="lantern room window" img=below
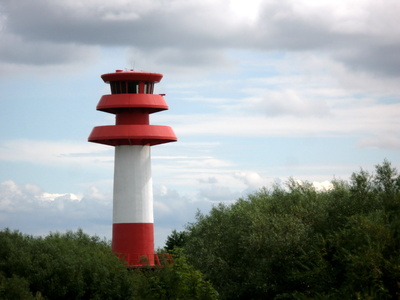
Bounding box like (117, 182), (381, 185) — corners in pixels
(110, 81), (154, 94)
(128, 82), (139, 93)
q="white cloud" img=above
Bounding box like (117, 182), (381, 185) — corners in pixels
(0, 139), (113, 167)
(287, 179), (334, 192)
(234, 171), (269, 189)
(0, 180), (111, 237)
(0, 32), (98, 66)
(153, 184), (221, 246)
(169, 103), (398, 141)
(312, 180), (334, 191)
(198, 185), (240, 202)
(243, 89), (331, 117)
(357, 134), (400, 150)
(229, 0), (263, 24)
(0, 178), (232, 247)
(1, 0), (399, 78)
(39, 192), (82, 202)
(159, 52), (399, 150)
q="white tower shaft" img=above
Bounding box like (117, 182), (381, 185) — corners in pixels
(113, 145), (153, 223)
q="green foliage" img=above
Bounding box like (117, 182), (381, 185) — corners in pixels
(2, 160), (399, 299)
(184, 160), (400, 299)
(164, 230), (188, 252)
(0, 274), (36, 300)
(0, 229), (133, 300)
(0, 229), (217, 300)
(130, 249), (218, 300)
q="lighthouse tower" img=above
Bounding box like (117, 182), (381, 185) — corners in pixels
(88, 70), (177, 267)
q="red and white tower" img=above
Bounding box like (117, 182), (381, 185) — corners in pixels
(88, 70), (177, 267)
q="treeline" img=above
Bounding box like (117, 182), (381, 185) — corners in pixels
(175, 160), (400, 299)
(1, 160), (399, 299)
(0, 230), (217, 300)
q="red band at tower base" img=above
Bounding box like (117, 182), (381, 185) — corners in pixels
(112, 223), (155, 266)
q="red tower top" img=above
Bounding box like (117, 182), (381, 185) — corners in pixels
(88, 70), (177, 146)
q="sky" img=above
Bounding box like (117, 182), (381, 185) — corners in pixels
(0, 0), (399, 248)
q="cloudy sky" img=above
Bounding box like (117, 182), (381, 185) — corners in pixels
(1, 0), (399, 248)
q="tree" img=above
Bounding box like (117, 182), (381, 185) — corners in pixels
(0, 229), (134, 300)
(0, 229), (217, 300)
(130, 249), (218, 300)
(164, 230), (188, 252)
(183, 161), (400, 299)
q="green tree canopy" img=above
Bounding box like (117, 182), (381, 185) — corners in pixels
(164, 229), (188, 252)
(0, 229), (218, 300)
(183, 160), (400, 299)
(130, 249), (218, 300)
(0, 229), (217, 300)
(0, 229), (133, 300)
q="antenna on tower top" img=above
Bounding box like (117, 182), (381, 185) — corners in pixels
(129, 51), (136, 70)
